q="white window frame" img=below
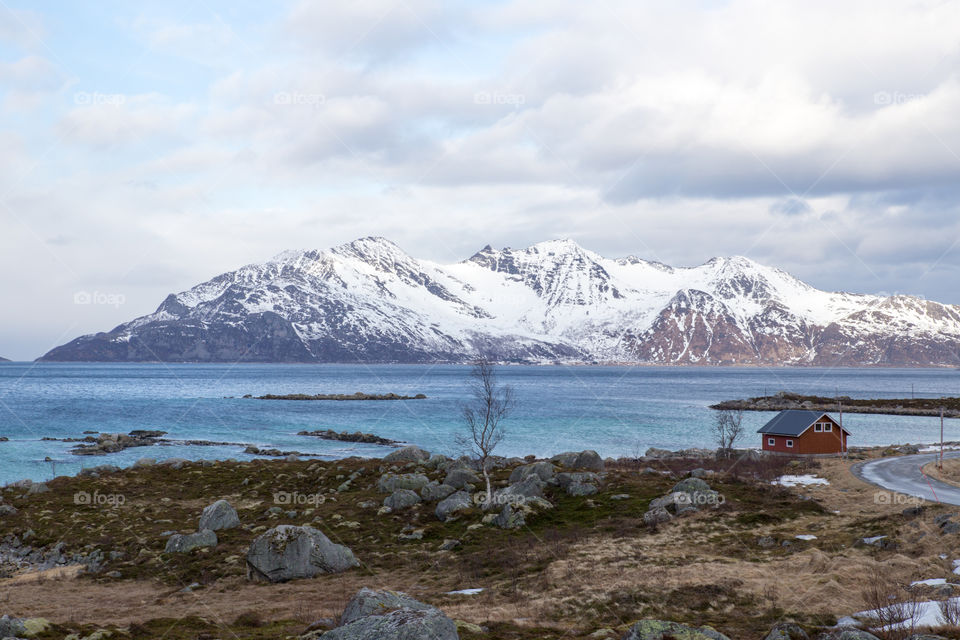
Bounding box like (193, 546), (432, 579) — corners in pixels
(768, 437), (776, 446)
(823, 423), (832, 432)
(814, 424), (822, 432)
(786, 439), (794, 448)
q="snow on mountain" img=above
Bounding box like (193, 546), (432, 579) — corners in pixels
(40, 237), (960, 365)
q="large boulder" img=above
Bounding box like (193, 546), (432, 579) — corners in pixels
(378, 473), (430, 493)
(246, 525), (358, 582)
(384, 489), (421, 511)
(509, 461), (556, 484)
(551, 450), (604, 471)
(420, 481), (456, 502)
(322, 608), (459, 640)
(383, 446), (430, 464)
(491, 503), (525, 529)
(497, 475), (545, 501)
(198, 499), (240, 531)
(622, 620), (730, 640)
(643, 507), (672, 526)
(435, 491), (473, 522)
(444, 467), (480, 490)
(672, 477), (712, 494)
(164, 529), (218, 553)
(340, 588), (436, 625)
(764, 623), (809, 640)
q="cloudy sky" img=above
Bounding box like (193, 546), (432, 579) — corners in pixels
(1, 0), (960, 360)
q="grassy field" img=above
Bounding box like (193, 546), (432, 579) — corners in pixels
(2, 451), (960, 639)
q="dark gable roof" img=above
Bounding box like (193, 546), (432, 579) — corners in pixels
(757, 410), (847, 436)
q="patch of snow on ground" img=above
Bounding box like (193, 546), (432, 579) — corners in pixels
(919, 445), (960, 453)
(953, 559), (960, 575)
(862, 535), (886, 545)
(774, 474), (830, 487)
(911, 578), (947, 586)
(447, 588), (484, 595)
(856, 597), (956, 630)
(795, 534), (818, 541)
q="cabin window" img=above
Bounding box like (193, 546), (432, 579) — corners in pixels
(768, 438), (776, 446)
(786, 439), (794, 448)
(814, 424), (822, 432)
(823, 423), (832, 432)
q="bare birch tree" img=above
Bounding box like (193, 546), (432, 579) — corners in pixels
(713, 408), (744, 459)
(458, 358), (513, 508)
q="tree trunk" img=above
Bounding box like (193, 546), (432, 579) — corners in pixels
(482, 463), (493, 509)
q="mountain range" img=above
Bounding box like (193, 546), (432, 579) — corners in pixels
(40, 237), (960, 366)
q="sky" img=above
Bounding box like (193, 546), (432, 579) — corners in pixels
(1, 0), (960, 360)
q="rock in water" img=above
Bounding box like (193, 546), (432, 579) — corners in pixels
(340, 588), (437, 625)
(622, 620), (731, 640)
(164, 529), (218, 553)
(246, 525), (358, 582)
(198, 499), (240, 531)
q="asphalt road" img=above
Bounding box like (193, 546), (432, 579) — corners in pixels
(853, 450), (960, 506)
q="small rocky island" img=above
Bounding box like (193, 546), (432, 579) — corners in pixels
(712, 391), (960, 417)
(297, 429), (400, 446)
(249, 391), (427, 401)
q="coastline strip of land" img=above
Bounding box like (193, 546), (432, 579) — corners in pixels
(711, 391), (960, 418)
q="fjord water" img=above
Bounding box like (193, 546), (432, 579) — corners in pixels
(1, 362), (959, 484)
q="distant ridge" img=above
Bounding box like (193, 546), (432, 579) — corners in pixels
(40, 237), (960, 366)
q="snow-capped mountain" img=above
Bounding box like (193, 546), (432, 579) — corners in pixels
(40, 237), (960, 366)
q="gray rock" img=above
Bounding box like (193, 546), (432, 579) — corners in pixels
(671, 477), (712, 494)
(246, 525), (358, 582)
(551, 450), (604, 471)
(622, 619), (730, 640)
(164, 529), (218, 553)
(0, 504), (17, 516)
(643, 507), (672, 526)
(508, 461), (556, 484)
(161, 457), (189, 469)
(566, 482), (599, 496)
(420, 481), (456, 502)
(383, 446), (430, 464)
(439, 539), (461, 551)
(384, 489), (421, 511)
(498, 475), (545, 500)
(26, 482), (49, 494)
(816, 631), (881, 640)
(435, 491), (473, 522)
(423, 453), (449, 469)
(0, 615), (26, 637)
(444, 467), (480, 490)
(556, 471), (601, 487)
(757, 536), (776, 548)
(492, 503), (525, 529)
(764, 622), (809, 640)
(198, 499), (240, 531)
(322, 607), (459, 640)
(690, 468), (715, 479)
(133, 457), (156, 468)
(611, 494), (631, 500)
(378, 473), (430, 493)
(341, 588), (436, 625)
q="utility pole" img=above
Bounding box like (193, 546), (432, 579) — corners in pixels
(940, 406), (945, 471)
(839, 399), (845, 459)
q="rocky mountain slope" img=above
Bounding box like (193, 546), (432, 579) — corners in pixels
(40, 237), (960, 365)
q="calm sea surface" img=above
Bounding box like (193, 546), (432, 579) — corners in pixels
(1, 362), (959, 483)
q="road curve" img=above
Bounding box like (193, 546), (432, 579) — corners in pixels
(852, 450), (960, 506)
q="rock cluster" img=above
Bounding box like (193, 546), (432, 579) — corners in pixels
(297, 429), (399, 445)
(644, 476), (722, 527)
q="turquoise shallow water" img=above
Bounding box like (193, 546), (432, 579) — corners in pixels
(1, 362), (959, 483)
